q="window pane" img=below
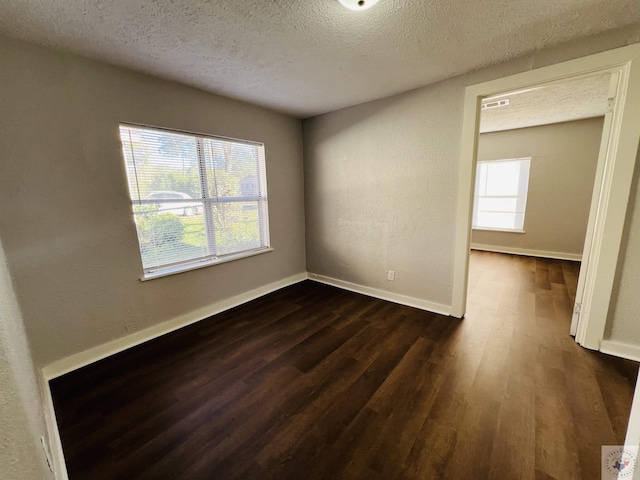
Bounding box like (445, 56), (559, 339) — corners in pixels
(478, 197), (518, 213)
(477, 163), (488, 197)
(475, 212), (517, 230)
(204, 139), (261, 198)
(212, 201), (263, 255)
(473, 158), (531, 231)
(484, 161), (520, 196)
(133, 205), (208, 269)
(120, 127), (202, 201)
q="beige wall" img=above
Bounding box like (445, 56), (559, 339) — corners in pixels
(471, 118), (604, 256)
(0, 36), (306, 367)
(0, 237), (52, 479)
(303, 26), (640, 321)
(606, 143), (640, 345)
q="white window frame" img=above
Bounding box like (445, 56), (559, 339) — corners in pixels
(472, 157), (531, 233)
(119, 123), (272, 280)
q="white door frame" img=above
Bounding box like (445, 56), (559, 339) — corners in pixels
(569, 72), (619, 338)
(451, 43), (640, 352)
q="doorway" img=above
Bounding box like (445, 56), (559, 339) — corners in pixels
(470, 72), (614, 339)
(451, 43), (640, 352)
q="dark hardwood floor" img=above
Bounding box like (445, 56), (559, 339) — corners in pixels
(50, 251), (638, 479)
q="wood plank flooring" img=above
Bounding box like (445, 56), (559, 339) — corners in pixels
(50, 251), (639, 479)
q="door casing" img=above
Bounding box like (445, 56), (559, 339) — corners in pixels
(451, 43), (640, 352)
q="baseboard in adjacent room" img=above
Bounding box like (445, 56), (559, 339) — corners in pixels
(600, 340), (640, 363)
(41, 272), (308, 381)
(307, 273), (451, 316)
(470, 243), (582, 261)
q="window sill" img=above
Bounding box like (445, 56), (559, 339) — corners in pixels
(472, 227), (526, 234)
(140, 247), (274, 281)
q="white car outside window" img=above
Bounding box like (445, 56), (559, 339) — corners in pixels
(148, 191), (200, 216)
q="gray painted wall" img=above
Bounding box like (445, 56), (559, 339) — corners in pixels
(606, 143), (640, 345)
(303, 27), (640, 332)
(472, 118), (604, 256)
(0, 236), (52, 480)
(0, 36), (306, 367)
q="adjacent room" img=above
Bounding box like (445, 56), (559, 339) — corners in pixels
(2, 1), (640, 479)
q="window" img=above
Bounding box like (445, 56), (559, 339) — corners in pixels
(472, 157), (531, 232)
(119, 124), (270, 279)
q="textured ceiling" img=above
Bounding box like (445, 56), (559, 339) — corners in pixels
(0, 0), (639, 118)
(480, 73), (612, 133)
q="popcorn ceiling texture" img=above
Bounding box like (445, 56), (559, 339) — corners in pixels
(479, 73), (611, 133)
(0, 0), (638, 117)
(0, 238), (51, 480)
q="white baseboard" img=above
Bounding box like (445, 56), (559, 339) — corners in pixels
(42, 272), (308, 380)
(600, 340), (640, 362)
(307, 273), (451, 316)
(470, 243), (582, 262)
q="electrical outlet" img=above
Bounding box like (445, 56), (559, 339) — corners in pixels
(387, 270), (396, 281)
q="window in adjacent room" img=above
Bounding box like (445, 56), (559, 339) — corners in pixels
(119, 124), (271, 279)
(472, 157), (531, 232)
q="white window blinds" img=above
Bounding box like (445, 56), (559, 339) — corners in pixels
(473, 157), (531, 232)
(119, 124), (270, 278)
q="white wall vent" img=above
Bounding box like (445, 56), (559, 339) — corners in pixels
(482, 99), (510, 110)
